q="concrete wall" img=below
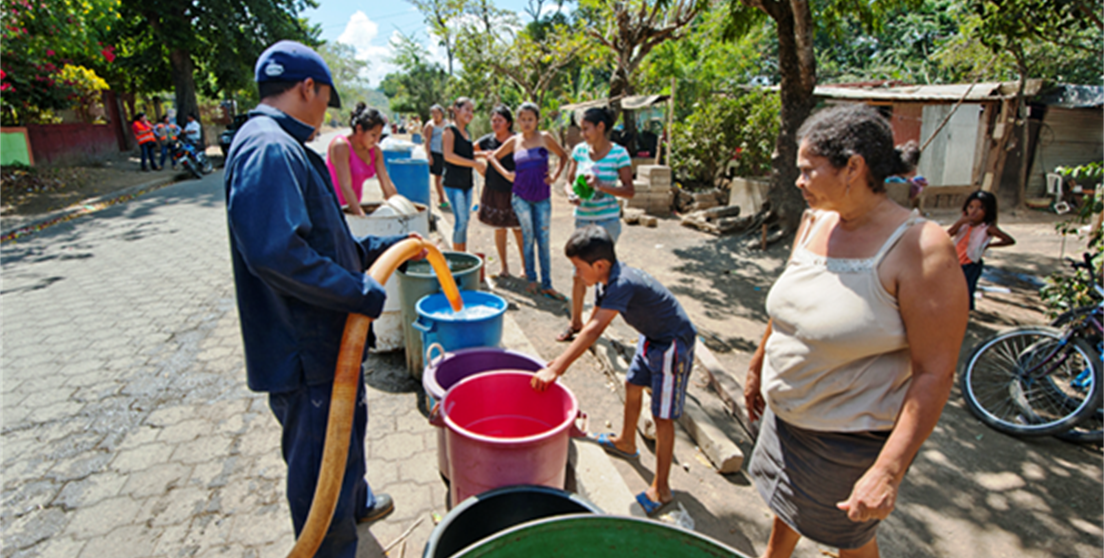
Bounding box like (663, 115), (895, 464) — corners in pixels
(26, 123), (119, 165)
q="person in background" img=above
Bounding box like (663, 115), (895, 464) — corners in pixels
(224, 40), (403, 558)
(744, 104), (967, 558)
(441, 97), (485, 253)
(153, 114), (181, 170)
(326, 102), (399, 216)
(558, 107), (634, 342)
(183, 113), (202, 149)
(423, 105), (449, 209)
(475, 104), (526, 278)
(131, 112), (160, 171)
(485, 102), (569, 299)
(532, 225), (696, 517)
(947, 190), (1015, 310)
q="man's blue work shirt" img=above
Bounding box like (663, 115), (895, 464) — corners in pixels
(596, 261), (697, 350)
(225, 104), (404, 394)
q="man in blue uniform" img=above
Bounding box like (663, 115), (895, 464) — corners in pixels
(224, 40), (401, 557)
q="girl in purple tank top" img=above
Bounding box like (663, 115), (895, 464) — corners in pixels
(326, 103), (398, 216)
(484, 102), (569, 300)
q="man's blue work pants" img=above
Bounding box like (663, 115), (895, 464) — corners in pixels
(268, 375), (377, 558)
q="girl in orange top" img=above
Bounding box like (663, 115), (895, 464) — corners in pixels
(947, 190), (1015, 310)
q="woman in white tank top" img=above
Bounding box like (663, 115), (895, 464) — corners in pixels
(744, 105), (969, 557)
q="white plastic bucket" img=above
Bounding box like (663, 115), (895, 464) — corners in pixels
(345, 199), (430, 351)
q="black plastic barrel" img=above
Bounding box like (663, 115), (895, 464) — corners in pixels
(423, 485), (602, 558)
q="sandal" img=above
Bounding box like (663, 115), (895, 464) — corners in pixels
(525, 282), (540, 295)
(635, 491), (675, 517)
(592, 432), (639, 460)
(556, 324), (581, 342)
(541, 289), (567, 302)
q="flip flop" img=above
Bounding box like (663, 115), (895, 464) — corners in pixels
(556, 325), (580, 343)
(635, 491), (675, 517)
(542, 289), (567, 302)
(591, 432), (639, 460)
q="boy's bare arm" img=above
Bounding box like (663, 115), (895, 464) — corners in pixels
(531, 308), (619, 391)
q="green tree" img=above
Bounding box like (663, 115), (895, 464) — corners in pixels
(969, 0), (1102, 204)
(318, 41), (372, 107)
(580, 0), (704, 153)
(453, 0), (584, 110)
(115, 0), (319, 139)
(381, 33), (451, 122)
(406, 0), (464, 75)
(723, 0), (913, 234)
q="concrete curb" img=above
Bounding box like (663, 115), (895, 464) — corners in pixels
(1, 174), (179, 239)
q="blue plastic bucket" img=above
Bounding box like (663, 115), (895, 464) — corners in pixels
(414, 291), (506, 353)
(388, 158), (431, 205)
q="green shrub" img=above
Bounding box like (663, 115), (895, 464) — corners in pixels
(1040, 161), (1102, 319)
(670, 89), (778, 191)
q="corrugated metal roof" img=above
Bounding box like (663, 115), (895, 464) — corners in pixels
(814, 80), (1044, 102)
(1034, 84), (1104, 108)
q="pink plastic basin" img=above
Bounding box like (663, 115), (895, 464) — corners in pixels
(424, 347), (546, 479)
(440, 371), (581, 506)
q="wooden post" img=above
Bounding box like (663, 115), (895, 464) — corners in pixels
(656, 77), (675, 166)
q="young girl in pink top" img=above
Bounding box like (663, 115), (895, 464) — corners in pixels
(326, 102), (398, 216)
(947, 190), (1015, 310)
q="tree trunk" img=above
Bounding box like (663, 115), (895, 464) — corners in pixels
(170, 48), (201, 145)
(764, 0), (816, 233)
(608, 65), (637, 155)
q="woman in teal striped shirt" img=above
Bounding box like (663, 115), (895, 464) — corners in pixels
(558, 107), (636, 342)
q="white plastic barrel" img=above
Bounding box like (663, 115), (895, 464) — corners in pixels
(345, 196), (430, 351)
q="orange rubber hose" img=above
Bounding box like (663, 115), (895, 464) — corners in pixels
(288, 239), (461, 558)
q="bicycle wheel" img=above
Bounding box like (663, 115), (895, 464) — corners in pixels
(960, 326), (1102, 437)
(1056, 408), (1103, 444)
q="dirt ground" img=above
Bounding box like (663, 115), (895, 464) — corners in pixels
(453, 179), (1103, 558)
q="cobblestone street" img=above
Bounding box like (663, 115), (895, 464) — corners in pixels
(0, 175), (455, 557)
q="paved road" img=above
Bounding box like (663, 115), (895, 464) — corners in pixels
(0, 172), (449, 558)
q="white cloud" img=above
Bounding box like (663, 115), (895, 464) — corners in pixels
(336, 12), (395, 86)
(336, 12), (459, 86)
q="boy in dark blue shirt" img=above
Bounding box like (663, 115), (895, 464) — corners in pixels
(532, 225), (696, 516)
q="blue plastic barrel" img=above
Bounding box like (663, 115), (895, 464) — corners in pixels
(414, 291), (506, 353)
(388, 158), (431, 205)
(382, 147), (413, 163)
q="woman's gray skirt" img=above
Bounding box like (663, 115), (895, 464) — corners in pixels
(749, 407), (891, 550)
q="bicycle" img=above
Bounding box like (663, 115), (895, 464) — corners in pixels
(959, 254), (1103, 439)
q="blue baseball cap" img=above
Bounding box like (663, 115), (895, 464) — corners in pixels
(255, 40), (342, 109)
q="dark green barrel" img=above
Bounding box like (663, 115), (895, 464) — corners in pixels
(397, 252), (482, 377)
(453, 514), (751, 558)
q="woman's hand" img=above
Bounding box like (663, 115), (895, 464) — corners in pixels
(349, 204), (367, 217)
(837, 466), (899, 522)
(745, 322), (773, 424)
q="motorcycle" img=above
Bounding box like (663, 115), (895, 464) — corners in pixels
(170, 140), (214, 179)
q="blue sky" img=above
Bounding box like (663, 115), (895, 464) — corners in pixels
(302, 1), (553, 87)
